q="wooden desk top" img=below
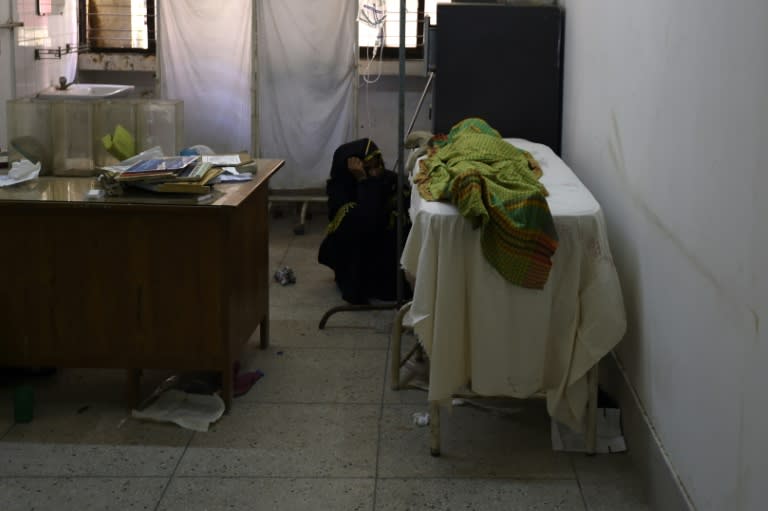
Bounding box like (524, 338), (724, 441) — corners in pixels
(0, 159), (284, 209)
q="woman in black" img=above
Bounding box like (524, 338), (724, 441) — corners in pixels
(318, 138), (409, 304)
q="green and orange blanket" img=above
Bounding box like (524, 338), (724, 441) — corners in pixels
(414, 118), (558, 289)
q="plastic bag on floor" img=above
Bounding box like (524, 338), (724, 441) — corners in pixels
(132, 389), (224, 432)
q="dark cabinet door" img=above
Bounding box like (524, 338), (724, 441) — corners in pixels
(433, 4), (564, 154)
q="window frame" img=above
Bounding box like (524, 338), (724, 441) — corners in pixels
(78, 0), (156, 54)
(358, 0), (427, 60)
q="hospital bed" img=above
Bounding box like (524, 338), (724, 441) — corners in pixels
(391, 139), (627, 455)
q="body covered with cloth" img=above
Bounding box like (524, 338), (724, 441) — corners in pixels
(414, 118), (558, 288)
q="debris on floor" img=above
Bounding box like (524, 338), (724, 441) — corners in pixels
(273, 266), (296, 286)
(234, 369), (264, 397)
(412, 411), (430, 426)
(132, 389), (224, 432)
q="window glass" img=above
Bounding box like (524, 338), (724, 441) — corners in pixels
(81, 0), (155, 52)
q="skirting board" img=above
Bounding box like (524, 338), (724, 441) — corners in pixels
(599, 353), (697, 511)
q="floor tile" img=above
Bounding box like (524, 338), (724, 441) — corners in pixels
(0, 442), (182, 477)
(0, 403), (190, 477)
(570, 451), (650, 509)
(3, 402), (193, 446)
(265, 319), (390, 350)
(580, 481), (651, 511)
(176, 403), (379, 477)
(378, 403), (574, 479)
(286, 231), (328, 251)
(159, 477), (374, 511)
(269, 272), (342, 306)
(571, 451), (645, 484)
(267, 215), (303, 244)
(375, 479), (586, 511)
(270, 301), (397, 329)
(282, 245), (326, 267)
(236, 347), (386, 404)
(9, 368), (177, 406)
(0, 477), (167, 511)
(269, 245), (288, 267)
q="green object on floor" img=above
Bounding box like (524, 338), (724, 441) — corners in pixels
(13, 385), (34, 423)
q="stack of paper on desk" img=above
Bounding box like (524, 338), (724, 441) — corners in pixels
(110, 153), (253, 195)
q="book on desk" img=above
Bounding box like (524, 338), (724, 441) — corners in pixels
(110, 153), (254, 196)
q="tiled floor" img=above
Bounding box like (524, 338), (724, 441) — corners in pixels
(0, 215), (651, 510)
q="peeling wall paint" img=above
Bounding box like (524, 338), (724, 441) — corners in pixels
(78, 52), (156, 72)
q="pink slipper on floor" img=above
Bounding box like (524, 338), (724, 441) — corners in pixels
(234, 370), (264, 397)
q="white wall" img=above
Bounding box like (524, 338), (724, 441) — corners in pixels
(561, 1), (768, 510)
(14, 0), (77, 98)
(1, 0), (77, 151)
(0, 0), (17, 153)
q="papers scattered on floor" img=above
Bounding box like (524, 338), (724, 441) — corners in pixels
(551, 407), (626, 453)
(132, 389), (225, 432)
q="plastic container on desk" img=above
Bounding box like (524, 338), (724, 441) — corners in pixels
(94, 99), (138, 167)
(6, 98), (54, 175)
(136, 100), (183, 156)
(51, 101), (96, 176)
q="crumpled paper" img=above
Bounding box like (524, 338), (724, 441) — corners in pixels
(0, 159), (41, 187)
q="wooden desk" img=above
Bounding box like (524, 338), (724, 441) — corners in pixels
(0, 159), (284, 409)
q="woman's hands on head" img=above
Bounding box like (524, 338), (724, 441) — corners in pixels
(348, 155), (385, 181)
(347, 157), (367, 181)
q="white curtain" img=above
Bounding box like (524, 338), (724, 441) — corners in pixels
(158, 0), (252, 153)
(258, 0), (357, 190)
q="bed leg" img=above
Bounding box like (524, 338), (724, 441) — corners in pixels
(390, 302), (412, 390)
(585, 365), (599, 455)
(429, 400), (441, 456)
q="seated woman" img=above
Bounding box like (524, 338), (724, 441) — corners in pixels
(318, 138), (410, 304)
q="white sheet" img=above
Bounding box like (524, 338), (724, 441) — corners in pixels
(257, 0), (357, 190)
(159, 0), (252, 154)
(402, 139), (627, 431)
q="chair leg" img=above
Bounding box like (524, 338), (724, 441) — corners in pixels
(318, 303), (397, 329)
(585, 364), (599, 455)
(293, 201), (309, 235)
(390, 301), (412, 390)
(429, 400), (441, 456)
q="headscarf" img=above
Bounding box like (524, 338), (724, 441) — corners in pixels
(329, 138), (383, 182)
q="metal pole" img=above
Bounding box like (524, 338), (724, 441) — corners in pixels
(406, 71), (434, 137)
(395, 0), (406, 306)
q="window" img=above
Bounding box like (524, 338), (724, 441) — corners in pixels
(358, 0), (449, 59)
(78, 0), (156, 52)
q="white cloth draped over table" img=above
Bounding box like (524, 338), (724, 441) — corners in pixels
(257, 0), (357, 190)
(402, 139), (627, 431)
(159, 0), (253, 154)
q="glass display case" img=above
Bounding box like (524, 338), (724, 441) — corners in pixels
(5, 98), (183, 176)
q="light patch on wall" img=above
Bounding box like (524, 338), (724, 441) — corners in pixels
(607, 109), (759, 340)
